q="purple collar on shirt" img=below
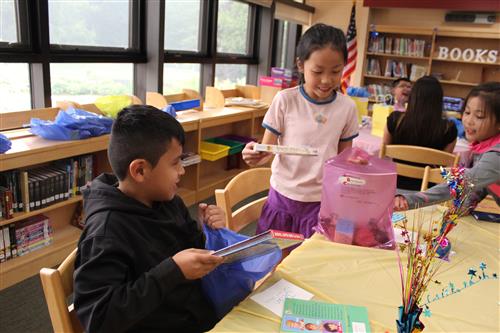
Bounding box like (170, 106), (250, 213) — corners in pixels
(299, 85), (337, 105)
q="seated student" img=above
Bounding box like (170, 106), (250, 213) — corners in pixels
(383, 75), (457, 191)
(391, 77), (412, 111)
(395, 82), (500, 211)
(74, 105), (225, 333)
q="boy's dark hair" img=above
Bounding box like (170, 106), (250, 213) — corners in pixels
(393, 75), (448, 147)
(108, 105), (185, 181)
(296, 23), (348, 65)
(392, 77), (411, 88)
(463, 81), (500, 123)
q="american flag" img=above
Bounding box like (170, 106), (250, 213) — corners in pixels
(341, 4), (357, 93)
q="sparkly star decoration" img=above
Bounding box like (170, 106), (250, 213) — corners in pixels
(423, 307), (432, 317)
(479, 262), (487, 270)
(468, 269), (477, 278)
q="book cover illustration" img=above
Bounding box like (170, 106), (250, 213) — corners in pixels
(280, 298), (371, 333)
(214, 229), (304, 264)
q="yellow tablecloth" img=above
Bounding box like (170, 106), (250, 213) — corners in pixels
(210, 211), (499, 332)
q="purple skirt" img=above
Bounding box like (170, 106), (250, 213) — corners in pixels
(257, 187), (320, 238)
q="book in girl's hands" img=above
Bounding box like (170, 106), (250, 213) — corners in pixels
(280, 298), (371, 333)
(213, 229), (304, 264)
(254, 143), (319, 156)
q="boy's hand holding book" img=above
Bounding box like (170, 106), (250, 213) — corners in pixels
(198, 203), (226, 229)
(172, 248), (223, 279)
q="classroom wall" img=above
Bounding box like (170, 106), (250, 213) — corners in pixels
(307, 1), (500, 87)
(307, 0), (370, 87)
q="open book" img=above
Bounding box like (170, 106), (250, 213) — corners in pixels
(254, 143), (319, 156)
(213, 229), (304, 264)
(280, 298), (371, 333)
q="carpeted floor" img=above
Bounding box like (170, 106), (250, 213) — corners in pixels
(0, 195), (260, 332)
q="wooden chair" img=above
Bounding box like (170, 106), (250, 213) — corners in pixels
(379, 144), (459, 188)
(215, 168), (271, 232)
(40, 248), (83, 333)
(421, 166), (448, 191)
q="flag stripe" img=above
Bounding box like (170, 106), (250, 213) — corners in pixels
(341, 4), (357, 94)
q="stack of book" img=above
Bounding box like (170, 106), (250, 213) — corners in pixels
(0, 215), (53, 262)
(181, 152), (201, 167)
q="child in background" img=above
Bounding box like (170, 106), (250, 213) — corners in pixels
(395, 82), (500, 210)
(391, 77), (412, 111)
(242, 23), (359, 237)
(383, 76), (457, 191)
(74, 106), (225, 332)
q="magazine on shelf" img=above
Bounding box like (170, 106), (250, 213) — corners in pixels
(213, 229), (304, 264)
(280, 298), (371, 333)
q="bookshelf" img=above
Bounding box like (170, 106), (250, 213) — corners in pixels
(362, 25), (500, 101)
(0, 103), (267, 290)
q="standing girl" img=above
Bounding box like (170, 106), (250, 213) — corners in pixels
(395, 82), (500, 210)
(242, 23), (359, 237)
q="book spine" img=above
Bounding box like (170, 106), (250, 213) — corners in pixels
(9, 223), (17, 258)
(0, 227), (5, 262)
(3, 225), (11, 260)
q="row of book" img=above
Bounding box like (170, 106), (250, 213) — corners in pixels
(181, 152), (201, 167)
(368, 35), (427, 57)
(0, 154), (94, 218)
(0, 215), (53, 262)
(365, 84), (392, 101)
(367, 58), (428, 82)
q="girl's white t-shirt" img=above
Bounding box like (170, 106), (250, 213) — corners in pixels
(263, 85), (359, 202)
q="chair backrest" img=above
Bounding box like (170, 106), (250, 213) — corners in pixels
(379, 144), (459, 183)
(40, 248), (83, 333)
(215, 168), (271, 232)
(421, 166), (447, 191)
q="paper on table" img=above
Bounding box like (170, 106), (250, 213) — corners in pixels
(250, 279), (314, 317)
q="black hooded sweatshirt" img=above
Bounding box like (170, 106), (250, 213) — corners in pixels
(74, 173), (217, 333)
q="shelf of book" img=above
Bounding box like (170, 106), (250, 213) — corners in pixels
(0, 225), (81, 290)
(366, 52), (429, 61)
(363, 25), (500, 99)
(364, 74), (406, 82)
(0, 196), (83, 227)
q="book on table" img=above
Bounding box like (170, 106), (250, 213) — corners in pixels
(280, 298), (371, 333)
(213, 229), (304, 264)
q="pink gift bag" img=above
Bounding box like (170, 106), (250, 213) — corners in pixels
(317, 148), (397, 250)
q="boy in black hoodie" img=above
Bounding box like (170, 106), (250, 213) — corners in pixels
(74, 105), (225, 333)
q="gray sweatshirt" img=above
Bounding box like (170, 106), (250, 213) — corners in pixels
(404, 143), (500, 209)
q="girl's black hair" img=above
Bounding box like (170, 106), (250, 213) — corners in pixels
(393, 76), (450, 147)
(463, 81), (500, 123)
(295, 23), (347, 83)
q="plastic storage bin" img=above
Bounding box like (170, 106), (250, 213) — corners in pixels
(206, 137), (245, 155)
(218, 135), (256, 144)
(200, 141), (229, 161)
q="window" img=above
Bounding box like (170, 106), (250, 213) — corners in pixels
(163, 63), (201, 95)
(215, 64), (247, 89)
(217, 0), (251, 55)
(0, 63), (31, 112)
(0, 0), (18, 43)
(48, 0), (130, 48)
(164, 0), (202, 52)
(50, 63), (133, 105)
(272, 20), (301, 69)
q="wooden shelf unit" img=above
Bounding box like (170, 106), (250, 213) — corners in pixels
(362, 25), (500, 99)
(0, 103), (268, 289)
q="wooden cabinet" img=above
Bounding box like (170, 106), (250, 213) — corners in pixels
(0, 104), (267, 289)
(362, 25), (500, 100)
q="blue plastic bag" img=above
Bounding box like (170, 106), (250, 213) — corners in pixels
(201, 225), (281, 318)
(0, 133), (12, 153)
(30, 107), (113, 141)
